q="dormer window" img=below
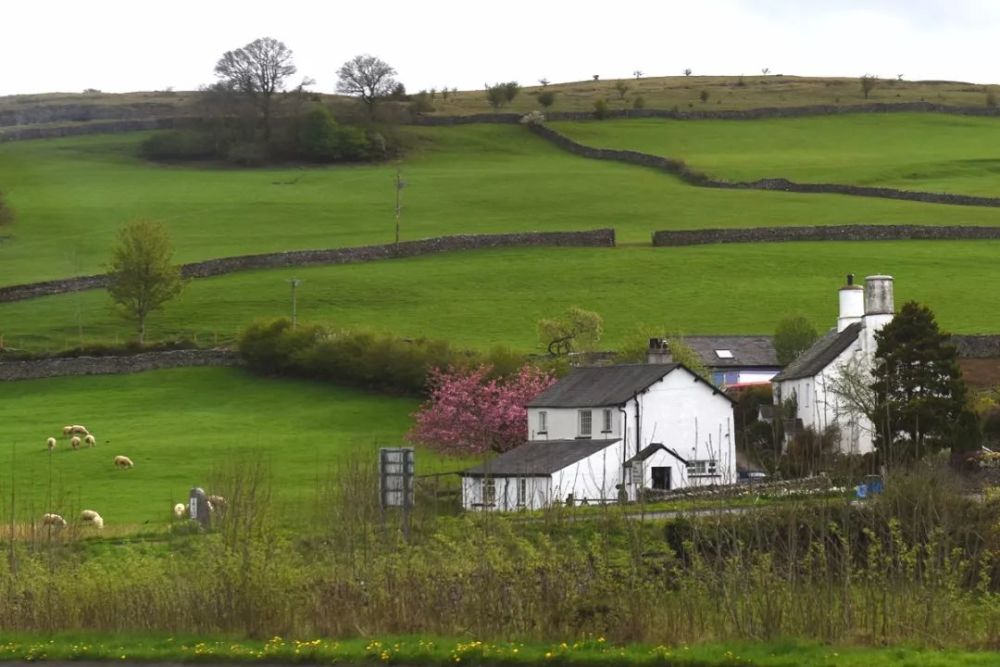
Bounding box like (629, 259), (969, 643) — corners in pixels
(714, 349), (734, 359)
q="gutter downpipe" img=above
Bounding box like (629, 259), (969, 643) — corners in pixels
(619, 403), (629, 500)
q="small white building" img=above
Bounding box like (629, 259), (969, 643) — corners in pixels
(460, 363), (736, 511)
(771, 274), (895, 455)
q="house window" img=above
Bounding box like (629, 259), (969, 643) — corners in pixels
(537, 411), (548, 434)
(578, 410), (592, 437)
(517, 478), (527, 506)
(482, 478), (496, 506)
(687, 460), (718, 476)
(602, 408), (613, 433)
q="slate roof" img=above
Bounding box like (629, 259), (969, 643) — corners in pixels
(771, 322), (863, 382)
(626, 443), (689, 465)
(461, 439), (621, 477)
(528, 363), (692, 408)
(684, 336), (780, 369)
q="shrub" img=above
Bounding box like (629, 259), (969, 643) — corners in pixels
(537, 90), (556, 108)
(141, 130), (218, 161)
(632, 95), (646, 110)
(987, 90), (998, 108)
(699, 89), (710, 103)
(593, 98), (610, 119)
(226, 141), (271, 167)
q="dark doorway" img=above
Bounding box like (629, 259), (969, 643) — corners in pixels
(651, 466), (671, 490)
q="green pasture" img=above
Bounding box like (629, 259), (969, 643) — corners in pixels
(0, 367), (424, 525)
(4, 123), (1000, 287)
(3, 241), (1000, 354)
(553, 113), (1000, 196)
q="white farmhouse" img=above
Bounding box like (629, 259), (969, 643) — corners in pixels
(771, 274), (895, 455)
(460, 363), (735, 511)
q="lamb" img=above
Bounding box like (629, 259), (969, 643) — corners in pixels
(42, 513), (66, 527)
(113, 455), (134, 469)
(46, 437), (56, 451)
(83, 434), (96, 448)
(173, 503), (186, 519)
(70, 436), (81, 450)
(80, 509), (104, 529)
(207, 495), (226, 510)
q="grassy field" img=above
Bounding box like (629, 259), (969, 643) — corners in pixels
(0, 366), (426, 526)
(552, 113), (1000, 196)
(3, 241), (1000, 354)
(4, 124), (1000, 287)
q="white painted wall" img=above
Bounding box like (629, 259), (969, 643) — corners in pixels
(527, 406), (621, 441)
(461, 475), (551, 511)
(628, 447), (689, 494)
(737, 369), (779, 384)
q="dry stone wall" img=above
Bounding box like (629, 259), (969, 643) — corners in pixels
(652, 225), (1000, 246)
(0, 229), (615, 303)
(0, 349), (240, 382)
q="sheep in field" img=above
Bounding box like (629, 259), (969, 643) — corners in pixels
(62, 426), (73, 436)
(113, 455), (134, 469)
(42, 513), (66, 527)
(69, 425), (89, 436)
(84, 434), (96, 448)
(173, 503), (186, 519)
(70, 436), (81, 450)
(80, 509), (104, 529)
(207, 495), (226, 511)
(46, 437), (56, 451)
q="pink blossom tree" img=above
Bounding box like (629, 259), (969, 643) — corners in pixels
(407, 364), (556, 455)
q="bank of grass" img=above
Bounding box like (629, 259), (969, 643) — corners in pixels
(6, 123), (1000, 286)
(0, 634), (997, 667)
(0, 366), (424, 525)
(4, 241), (1000, 354)
(550, 113), (1000, 196)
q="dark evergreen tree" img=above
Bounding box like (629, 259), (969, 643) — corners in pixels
(870, 301), (968, 461)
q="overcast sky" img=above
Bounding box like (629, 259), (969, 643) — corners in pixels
(3, 0), (999, 96)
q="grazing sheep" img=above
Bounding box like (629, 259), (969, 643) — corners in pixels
(70, 436), (81, 450)
(69, 425), (89, 436)
(42, 513), (66, 527)
(173, 503), (186, 519)
(80, 509), (104, 529)
(62, 426), (73, 436)
(46, 437), (56, 451)
(113, 455), (134, 469)
(83, 434), (96, 448)
(207, 495), (226, 511)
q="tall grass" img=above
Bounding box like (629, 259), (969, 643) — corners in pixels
(0, 459), (996, 648)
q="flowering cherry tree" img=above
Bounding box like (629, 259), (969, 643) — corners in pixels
(407, 364), (556, 455)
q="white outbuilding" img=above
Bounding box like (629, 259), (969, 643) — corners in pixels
(460, 363), (736, 511)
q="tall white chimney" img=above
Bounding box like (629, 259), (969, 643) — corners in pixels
(862, 274), (895, 356)
(838, 273), (864, 332)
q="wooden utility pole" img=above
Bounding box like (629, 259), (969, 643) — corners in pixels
(394, 168), (406, 246)
(288, 278), (301, 329)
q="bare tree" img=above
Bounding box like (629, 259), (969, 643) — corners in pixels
(860, 74), (877, 99)
(214, 37), (296, 140)
(336, 54), (398, 114)
(826, 357), (879, 451)
(633, 70), (644, 79)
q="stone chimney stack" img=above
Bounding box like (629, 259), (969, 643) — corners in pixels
(838, 273), (864, 332)
(647, 338), (673, 364)
(862, 275), (895, 356)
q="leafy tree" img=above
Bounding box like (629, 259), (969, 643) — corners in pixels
(0, 190), (14, 226)
(407, 364), (556, 454)
(871, 301), (968, 461)
(485, 83), (507, 108)
(773, 315), (819, 365)
(214, 37), (297, 141)
(593, 98), (610, 119)
(296, 107), (368, 162)
(632, 95), (646, 110)
(860, 74), (877, 99)
(614, 80), (629, 100)
(537, 307), (603, 356)
(106, 220), (186, 344)
(537, 90), (556, 108)
(502, 81), (520, 103)
(336, 54), (398, 114)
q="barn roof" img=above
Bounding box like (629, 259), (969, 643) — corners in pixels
(461, 439), (620, 477)
(771, 322), (862, 382)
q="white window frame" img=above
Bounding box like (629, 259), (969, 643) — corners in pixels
(482, 478), (496, 506)
(537, 411), (548, 434)
(517, 478), (527, 506)
(578, 410), (593, 437)
(602, 408), (613, 433)
(687, 459), (719, 477)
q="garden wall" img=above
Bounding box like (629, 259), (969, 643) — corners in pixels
(528, 123), (1000, 209)
(0, 348), (240, 382)
(652, 225), (1000, 246)
(0, 229), (615, 303)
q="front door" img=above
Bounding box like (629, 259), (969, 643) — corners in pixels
(651, 466), (671, 490)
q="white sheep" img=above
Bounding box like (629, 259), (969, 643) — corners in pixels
(69, 424), (89, 436)
(207, 495), (226, 510)
(113, 455), (133, 469)
(173, 503), (186, 519)
(70, 436), (81, 450)
(80, 509), (104, 529)
(83, 434), (96, 448)
(46, 437), (56, 451)
(62, 425), (73, 436)
(42, 513), (66, 527)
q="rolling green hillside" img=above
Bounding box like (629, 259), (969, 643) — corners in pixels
(552, 113), (1000, 196)
(4, 241), (1000, 354)
(4, 123), (1000, 288)
(0, 367), (424, 525)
